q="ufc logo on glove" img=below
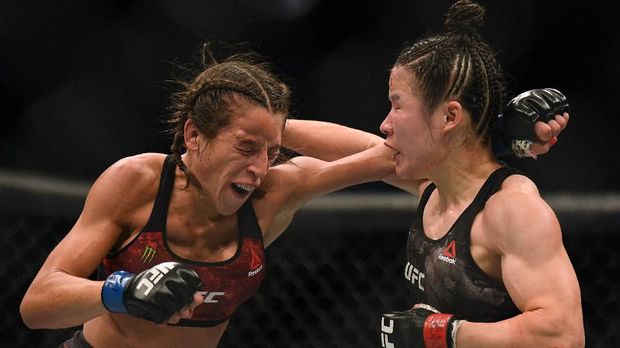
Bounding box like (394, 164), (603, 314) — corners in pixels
(136, 262), (176, 296)
(380, 305), (463, 348)
(380, 316), (395, 348)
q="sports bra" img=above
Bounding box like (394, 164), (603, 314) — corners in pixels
(404, 166), (521, 322)
(100, 155), (267, 327)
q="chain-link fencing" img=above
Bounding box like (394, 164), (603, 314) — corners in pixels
(1, 183), (618, 347)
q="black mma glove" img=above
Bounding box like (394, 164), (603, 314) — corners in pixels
(380, 304), (463, 348)
(101, 261), (202, 324)
(495, 87), (569, 158)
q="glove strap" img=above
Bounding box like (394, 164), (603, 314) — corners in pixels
(450, 319), (464, 348)
(423, 313), (454, 348)
(101, 270), (134, 313)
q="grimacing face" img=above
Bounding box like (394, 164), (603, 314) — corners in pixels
(380, 67), (446, 180)
(191, 103), (284, 216)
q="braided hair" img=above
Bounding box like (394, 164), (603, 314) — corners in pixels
(394, 0), (506, 145)
(166, 43), (290, 182)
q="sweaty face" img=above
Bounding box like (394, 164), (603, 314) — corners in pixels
(194, 104), (284, 216)
(380, 67), (444, 180)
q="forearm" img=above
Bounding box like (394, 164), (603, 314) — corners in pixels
(283, 119), (384, 161)
(20, 270), (107, 329)
(456, 310), (584, 348)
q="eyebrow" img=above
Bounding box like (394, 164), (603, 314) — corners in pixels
(388, 94), (401, 102)
(238, 138), (256, 145)
(237, 139), (280, 152)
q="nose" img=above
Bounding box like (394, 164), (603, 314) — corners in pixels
(380, 113), (393, 136)
(247, 150), (270, 180)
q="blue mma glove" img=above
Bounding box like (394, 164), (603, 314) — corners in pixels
(101, 261), (202, 324)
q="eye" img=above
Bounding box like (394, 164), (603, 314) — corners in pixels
(236, 147), (254, 155)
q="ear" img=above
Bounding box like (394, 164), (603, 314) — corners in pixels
(184, 119), (201, 151)
(442, 100), (464, 133)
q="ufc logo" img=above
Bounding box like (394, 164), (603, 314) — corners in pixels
(404, 262), (425, 291)
(199, 291), (226, 304)
(380, 317), (394, 348)
(136, 262), (176, 296)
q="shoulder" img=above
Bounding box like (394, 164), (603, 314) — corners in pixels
(254, 157), (316, 206)
(262, 156), (331, 191)
(482, 173), (561, 254)
(253, 156), (336, 221)
(485, 173), (544, 218)
(96, 153), (164, 196)
(105, 153), (165, 181)
(85, 153), (166, 216)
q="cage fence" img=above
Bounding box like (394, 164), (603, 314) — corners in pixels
(1, 172), (619, 348)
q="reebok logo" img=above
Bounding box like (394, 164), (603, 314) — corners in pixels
(248, 251), (263, 277)
(443, 240), (456, 258)
(248, 265), (263, 277)
(437, 240), (457, 265)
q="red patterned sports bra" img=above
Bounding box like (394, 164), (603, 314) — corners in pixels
(100, 155), (266, 327)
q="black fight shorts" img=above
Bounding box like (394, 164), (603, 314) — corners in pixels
(59, 330), (93, 348)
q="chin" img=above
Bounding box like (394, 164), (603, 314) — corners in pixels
(220, 206), (240, 217)
(218, 201), (243, 216)
(395, 165), (411, 179)
(395, 165), (421, 181)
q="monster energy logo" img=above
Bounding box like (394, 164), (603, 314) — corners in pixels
(141, 247), (156, 263)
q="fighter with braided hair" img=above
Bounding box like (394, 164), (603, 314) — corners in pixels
(20, 4), (576, 347)
(282, 1), (583, 347)
(20, 45), (397, 347)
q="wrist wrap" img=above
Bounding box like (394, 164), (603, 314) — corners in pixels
(101, 270), (134, 313)
(423, 313), (454, 348)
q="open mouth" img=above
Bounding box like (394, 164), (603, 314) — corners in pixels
(232, 183), (255, 195)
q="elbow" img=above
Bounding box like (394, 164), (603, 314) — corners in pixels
(575, 333), (586, 348)
(561, 309), (585, 348)
(522, 307), (585, 348)
(566, 323), (586, 348)
(20, 290), (53, 329)
(20, 297), (42, 329)
(556, 331), (585, 348)
(548, 315), (585, 348)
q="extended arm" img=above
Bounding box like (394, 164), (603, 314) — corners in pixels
(283, 120), (425, 195)
(283, 119), (384, 161)
(283, 88), (570, 162)
(256, 142), (396, 246)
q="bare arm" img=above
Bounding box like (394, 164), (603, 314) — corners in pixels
(282, 119), (425, 195)
(282, 119), (384, 161)
(19, 157), (156, 328)
(255, 143), (396, 247)
(457, 187), (584, 347)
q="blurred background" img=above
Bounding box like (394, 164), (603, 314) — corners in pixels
(1, 0), (618, 188)
(1, 0), (618, 347)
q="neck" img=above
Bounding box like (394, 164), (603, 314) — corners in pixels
(428, 142), (501, 212)
(179, 153), (225, 222)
